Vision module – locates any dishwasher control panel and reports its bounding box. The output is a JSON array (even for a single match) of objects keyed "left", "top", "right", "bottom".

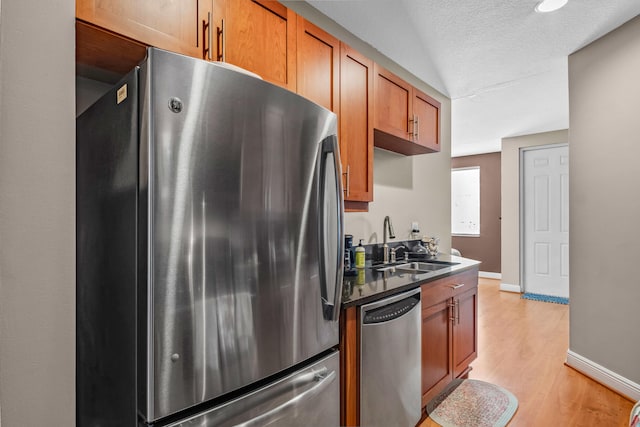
[{"left": 363, "top": 294, "right": 420, "bottom": 324}]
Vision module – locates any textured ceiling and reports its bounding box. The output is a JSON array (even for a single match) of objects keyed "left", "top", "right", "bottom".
[{"left": 306, "top": 0, "right": 640, "bottom": 156}]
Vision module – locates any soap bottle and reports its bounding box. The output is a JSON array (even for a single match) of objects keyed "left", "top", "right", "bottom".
[{"left": 355, "top": 239, "right": 366, "bottom": 269}]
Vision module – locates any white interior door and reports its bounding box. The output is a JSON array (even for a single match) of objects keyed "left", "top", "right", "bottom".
[{"left": 523, "top": 145, "right": 569, "bottom": 298}]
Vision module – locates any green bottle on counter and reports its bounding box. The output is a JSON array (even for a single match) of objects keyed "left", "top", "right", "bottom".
[{"left": 355, "top": 239, "right": 366, "bottom": 269}]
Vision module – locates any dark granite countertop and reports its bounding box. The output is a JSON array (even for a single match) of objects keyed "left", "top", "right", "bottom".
[{"left": 341, "top": 253, "right": 481, "bottom": 307}]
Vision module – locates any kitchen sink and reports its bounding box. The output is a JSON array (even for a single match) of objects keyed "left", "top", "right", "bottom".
[
  {"left": 370, "top": 260, "right": 459, "bottom": 274},
  {"left": 417, "top": 259, "right": 459, "bottom": 266},
  {"left": 370, "top": 264, "right": 398, "bottom": 272},
  {"left": 395, "top": 262, "right": 449, "bottom": 273}
]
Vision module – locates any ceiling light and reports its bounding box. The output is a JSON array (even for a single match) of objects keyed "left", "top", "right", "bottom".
[{"left": 535, "top": 0, "right": 568, "bottom": 13}]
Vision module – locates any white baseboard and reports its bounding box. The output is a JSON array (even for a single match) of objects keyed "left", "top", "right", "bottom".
[
  {"left": 566, "top": 350, "right": 640, "bottom": 401},
  {"left": 479, "top": 271, "right": 501, "bottom": 280},
  {"left": 499, "top": 282, "right": 521, "bottom": 293}
]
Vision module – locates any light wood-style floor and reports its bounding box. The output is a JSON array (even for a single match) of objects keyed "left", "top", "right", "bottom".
[{"left": 420, "top": 278, "right": 634, "bottom": 427}]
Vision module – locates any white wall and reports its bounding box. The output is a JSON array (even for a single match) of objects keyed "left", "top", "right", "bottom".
[
  {"left": 500, "top": 129, "right": 569, "bottom": 291},
  {"left": 569, "top": 15, "right": 640, "bottom": 387},
  {"left": 282, "top": 1, "right": 452, "bottom": 252},
  {"left": 0, "top": 0, "right": 75, "bottom": 425}
]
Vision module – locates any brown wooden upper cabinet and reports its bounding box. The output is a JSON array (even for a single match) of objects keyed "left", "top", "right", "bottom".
[
  {"left": 340, "top": 43, "right": 374, "bottom": 208},
  {"left": 413, "top": 87, "right": 441, "bottom": 152},
  {"left": 223, "top": 0, "right": 297, "bottom": 90},
  {"left": 373, "top": 64, "right": 441, "bottom": 155},
  {"left": 296, "top": 17, "right": 339, "bottom": 113},
  {"left": 374, "top": 64, "right": 412, "bottom": 142},
  {"left": 76, "top": 0, "right": 210, "bottom": 60},
  {"left": 295, "top": 20, "right": 372, "bottom": 210}
]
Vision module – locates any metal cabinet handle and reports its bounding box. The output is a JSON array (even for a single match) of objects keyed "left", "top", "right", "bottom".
[
  {"left": 342, "top": 165, "right": 350, "bottom": 198},
  {"left": 408, "top": 116, "right": 415, "bottom": 138},
  {"left": 346, "top": 164, "right": 350, "bottom": 197},
  {"left": 217, "top": 18, "right": 225, "bottom": 61},
  {"left": 415, "top": 114, "right": 419, "bottom": 140},
  {"left": 448, "top": 300, "right": 456, "bottom": 323},
  {"left": 202, "top": 12, "right": 212, "bottom": 60},
  {"left": 455, "top": 299, "right": 460, "bottom": 324},
  {"left": 207, "top": 12, "right": 212, "bottom": 60},
  {"left": 449, "top": 283, "right": 465, "bottom": 290}
]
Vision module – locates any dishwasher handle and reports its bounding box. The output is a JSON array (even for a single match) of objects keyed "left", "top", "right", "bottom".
[{"left": 362, "top": 288, "right": 421, "bottom": 324}]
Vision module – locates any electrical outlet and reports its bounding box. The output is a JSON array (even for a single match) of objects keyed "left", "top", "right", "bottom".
[{"left": 411, "top": 221, "right": 420, "bottom": 233}]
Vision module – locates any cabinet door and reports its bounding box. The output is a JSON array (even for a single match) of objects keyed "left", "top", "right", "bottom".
[
  {"left": 340, "top": 44, "right": 373, "bottom": 205},
  {"left": 77, "top": 0, "right": 201, "bottom": 58},
  {"left": 453, "top": 285, "right": 478, "bottom": 378},
  {"left": 374, "top": 64, "right": 412, "bottom": 141},
  {"left": 296, "top": 17, "right": 339, "bottom": 112},
  {"left": 421, "top": 295, "right": 453, "bottom": 407},
  {"left": 413, "top": 88, "right": 441, "bottom": 152},
  {"left": 224, "top": 0, "right": 296, "bottom": 90}
]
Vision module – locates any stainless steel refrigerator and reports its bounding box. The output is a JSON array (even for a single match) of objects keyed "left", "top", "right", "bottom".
[{"left": 76, "top": 48, "right": 344, "bottom": 426}]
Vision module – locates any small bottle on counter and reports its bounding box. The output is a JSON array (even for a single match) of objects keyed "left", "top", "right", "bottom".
[{"left": 355, "top": 239, "right": 366, "bottom": 269}]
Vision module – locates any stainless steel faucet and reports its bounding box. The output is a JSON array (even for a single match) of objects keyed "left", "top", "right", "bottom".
[{"left": 382, "top": 216, "right": 396, "bottom": 264}]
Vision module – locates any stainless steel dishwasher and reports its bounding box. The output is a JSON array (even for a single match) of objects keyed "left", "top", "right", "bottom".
[{"left": 360, "top": 287, "right": 422, "bottom": 427}]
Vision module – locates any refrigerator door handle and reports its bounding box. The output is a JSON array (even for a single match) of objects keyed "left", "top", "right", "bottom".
[
  {"left": 237, "top": 369, "right": 337, "bottom": 427},
  {"left": 318, "top": 135, "right": 345, "bottom": 321}
]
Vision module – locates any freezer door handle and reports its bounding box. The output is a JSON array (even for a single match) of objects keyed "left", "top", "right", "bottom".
[
  {"left": 318, "top": 135, "right": 344, "bottom": 321},
  {"left": 237, "top": 369, "right": 337, "bottom": 427}
]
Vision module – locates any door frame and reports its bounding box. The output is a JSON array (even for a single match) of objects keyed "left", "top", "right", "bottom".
[{"left": 518, "top": 143, "right": 569, "bottom": 294}]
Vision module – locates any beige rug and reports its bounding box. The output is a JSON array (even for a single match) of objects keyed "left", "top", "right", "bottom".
[{"left": 426, "top": 379, "right": 518, "bottom": 427}]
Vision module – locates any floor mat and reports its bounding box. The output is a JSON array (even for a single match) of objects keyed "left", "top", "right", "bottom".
[
  {"left": 426, "top": 379, "right": 518, "bottom": 427},
  {"left": 521, "top": 292, "right": 569, "bottom": 305}
]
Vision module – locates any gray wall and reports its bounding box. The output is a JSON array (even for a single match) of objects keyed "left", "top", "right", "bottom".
[
  {"left": 283, "top": 1, "right": 453, "bottom": 253},
  {"left": 0, "top": 0, "right": 75, "bottom": 425},
  {"left": 569, "top": 15, "right": 640, "bottom": 384},
  {"left": 501, "top": 129, "right": 569, "bottom": 291},
  {"left": 452, "top": 152, "right": 501, "bottom": 273}
]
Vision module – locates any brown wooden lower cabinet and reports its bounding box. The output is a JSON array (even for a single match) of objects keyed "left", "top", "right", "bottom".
[
  {"left": 453, "top": 284, "right": 478, "bottom": 378},
  {"left": 421, "top": 295, "right": 454, "bottom": 406},
  {"left": 340, "top": 267, "right": 478, "bottom": 425},
  {"left": 421, "top": 268, "right": 478, "bottom": 407},
  {"left": 340, "top": 305, "right": 359, "bottom": 426}
]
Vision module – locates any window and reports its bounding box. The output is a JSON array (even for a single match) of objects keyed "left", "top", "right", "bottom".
[{"left": 451, "top": 167, "right": 480, "bottom": 236}]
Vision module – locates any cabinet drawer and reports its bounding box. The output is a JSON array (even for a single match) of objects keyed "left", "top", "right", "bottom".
[{"left": 421, "top": 269, "right": 478, "bottom": 308}]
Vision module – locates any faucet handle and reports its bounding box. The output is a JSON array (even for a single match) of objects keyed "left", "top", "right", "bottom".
[{"left": 393, "top": 244, "right": 407, "bottom": 259}]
